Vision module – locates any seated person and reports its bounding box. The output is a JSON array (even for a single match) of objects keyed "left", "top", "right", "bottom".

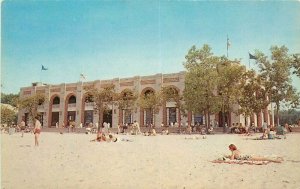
[
  {"left": 226, "top": 144, "right": 283, "bottom": 163},
  {"left": 108, "top": 134, "right": 118, "bottom": 142},
  {"left": 151, "top": 128, "right": 157, "bottom": 136}
]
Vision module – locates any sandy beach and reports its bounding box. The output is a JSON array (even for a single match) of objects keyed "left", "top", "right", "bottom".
[{"left": 1, "top": 132, "right": 300, "bottom": 189}]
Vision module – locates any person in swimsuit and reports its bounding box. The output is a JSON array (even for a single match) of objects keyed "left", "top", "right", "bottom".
[
  {"left": 227, "top": 144, "right": 283, "bottom": 163},
  {"left": 20, "top": 120, "right": 26, "bottom": 137},
  {"left": 34, "top": 116, "right": 41, "bottom": 146}
]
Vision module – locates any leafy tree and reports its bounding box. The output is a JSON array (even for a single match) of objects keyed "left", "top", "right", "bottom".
[
  {"left": 216, "top": 57, "right": 246, "bottom": 131},
  {"left": 138, "top": 90, "right": 162, "bottom": 126},
  {"left": 116, "top": 88, "right": 138, "bottom": 124},
  {"left": 161, "top": 86, "right": 185, "bottom": 126},
  {"left": 116, "top": 88, "right": 138, "bottom": 110},
  {"left": 292, "top": 54, "right": 300, "bottom": 77},
  {"left": 85, "top": 84, "right": 116, "bottom": 131},
  {"left": 183, "top": 44, "right": 219, "bottom": 130},
  {"left": 1, "top": 93, "right": 19, "bottom": 107},
  {"left": 1, "top": 106, "right": 17, "bottom": 127},
  {"left": 18, "top": 93, "right": 45, "bottom": 124},
  {"left": 255, "top": 45, "right": 300, "bottom": 126},
  {"left": 238, "top": 70, "right": 269, "bottom": 125}
]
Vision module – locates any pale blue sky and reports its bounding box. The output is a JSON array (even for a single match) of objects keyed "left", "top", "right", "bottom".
[{"left": 1, "top": 1, "right": 300, "bottom": 94}]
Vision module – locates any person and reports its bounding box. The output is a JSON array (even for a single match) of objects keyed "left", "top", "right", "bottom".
[
  {"left": 20, "top": 120, "right": 26, "bottom": 137},
  {"left": 227, "top": 144, "right": 283, "bottom": 163},
  {"left": 262, "top": 121, "right": 267, "bottom": 133},
  {"left": 117, "top": 123, "right": 121, "bottom": 134},
  {"left": 133, "top": 120, "right": 141, "bottom": 135},
  {"left": 33, "top": 116, "right": 41, "bottom": 146},
  {"left": 90, "top": 131, "right": 107, "bottom": 142}
]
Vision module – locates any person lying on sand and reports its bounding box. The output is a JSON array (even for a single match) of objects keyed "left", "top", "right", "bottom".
[
  {"left": 107, "top": 134, "right": 133, "bottom": 142},
  {"left": 90, "top": 132, "right": 107, "bottom": 142},
  {"left": 226, "top": 144, "right": 283, "bottom": 163}
]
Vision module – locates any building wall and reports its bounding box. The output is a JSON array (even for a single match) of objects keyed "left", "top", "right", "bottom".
[{"left": 18, "top": 72, "right": 266, "bottom": 128}]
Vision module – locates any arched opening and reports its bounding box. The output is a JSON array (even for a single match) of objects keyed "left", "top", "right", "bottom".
[
  {"left": 65, "top": 94, "right": 76, "bottom": 126},
  {"left": 163, "top": 86, "right": 180, "bottom": 127},
  {"left": 143, "top": 89, "right": 155, "bottom": 126},
  {"left": 83, "top": 93, "right": 94, "bottom": 127},
  {"left": 48, "top": 95, "right": 60, "bottom": 127},
  {"left": 120, "top": 89, "right": 135, "bottom": 125}
]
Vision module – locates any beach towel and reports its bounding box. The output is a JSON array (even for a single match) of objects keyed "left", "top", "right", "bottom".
[{"left": 211, "top": 159, "right": 270, "bottom": 165}]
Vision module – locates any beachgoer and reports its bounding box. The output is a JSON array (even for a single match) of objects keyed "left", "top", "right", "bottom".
[
  {"left": 20, "top": 120, "right": 26, "bottom": 137},
  {"left": 227, "top": 144, "right": 283, "bottom": 163},
  {"left": 90, "top": 132, "right": 106, "bottom": 142},
  {"left": 33, "top": 116, "right": 41, "bottom": 146}
]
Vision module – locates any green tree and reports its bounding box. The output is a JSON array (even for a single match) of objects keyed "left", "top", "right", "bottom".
[
  {"left": 183, "top": 44, "right": 219, "bottom": 130},
  {"left": 292, "top": 54, "right": 300, "bottom": 77},
  {"left": 216, "top": 57, "right": 246, "bottom": 131},
  {"left": 116, "top": 88, "right": 138, "bottom": 124},
  {"left": 161, "top": 86, "right": 185, "bottom": 126},
  {"left": 1, "top": 106, "right": 17, "bottom": 127},
  {"left": 255, "top": 45, "right": 300, "bottom": 126},
  {"left": 1, "top": 93, "right": 19, "bottom": 107},
  {"left": 85, "top": 84, "right": 116, "bottom": 131},
  {"left": 238, "top": 70, "right": 269, "bottom": 125},
  {"left": 138, "top": 91, "right": 162, "bottom": 126},
  {"left": 18, "top": 93, "right": 45, "bottom": 124}
]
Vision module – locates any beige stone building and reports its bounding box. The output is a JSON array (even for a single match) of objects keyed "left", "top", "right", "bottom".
[{"left": 18, "top": 72, "right": 272, "bottom": 129}]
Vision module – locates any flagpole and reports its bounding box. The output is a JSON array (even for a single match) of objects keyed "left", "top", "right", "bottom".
[
  {"left": 40, "top": 66, "right": 42, "bottom": 83},
  {"left": 248, "top": 52, "right": 251, "bottom": 69},
  {"left": 226, "top": 35, "right": 228, "bottom": 58}
]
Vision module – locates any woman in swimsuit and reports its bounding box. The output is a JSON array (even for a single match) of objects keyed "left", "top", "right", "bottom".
[
  {"left": 34, "top": 116, "right": 41, "bottom": 146},
  {"left": 228, "top": 144, "right": 283, "bottom": 163}
]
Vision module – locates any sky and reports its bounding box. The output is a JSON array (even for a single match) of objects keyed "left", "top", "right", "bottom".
[{"left": 1, "top": 1, "right": 300, "bottom": 94}]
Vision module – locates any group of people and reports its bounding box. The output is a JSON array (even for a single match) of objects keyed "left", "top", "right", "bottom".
[
  {"left": 14, "top": 117, "right": 42, "bottom": 146},
  {"left": 117, "top": 120, "right": 141, "bottom": 135}
]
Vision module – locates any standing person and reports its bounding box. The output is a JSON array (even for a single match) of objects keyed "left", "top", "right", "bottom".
[
  {"left": 20, "top": 120, "right": 26, "bottom": 137},
  {"left": 134, "top": 120, "right": 141, "bottom": 135},
  {"left": 262, "top": 121, "right": 267, "bottom": 133},
  {"left": 33, "top": 116, "right": 41, "bottom": 146}
]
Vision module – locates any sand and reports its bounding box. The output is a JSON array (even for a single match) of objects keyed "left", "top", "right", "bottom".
[{"left": 1, "top": 132, "right": 300, "bottom": 189}]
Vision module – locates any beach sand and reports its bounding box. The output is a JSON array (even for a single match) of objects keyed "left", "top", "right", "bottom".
[{"left": 1, "top": 132, "right": 300, "bottom": 189}]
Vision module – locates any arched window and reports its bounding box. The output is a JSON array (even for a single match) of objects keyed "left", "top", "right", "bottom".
[
  {"left": 85, "top": 94, "right": 94, "bottom": 103},
  {"left": 144, "top": 89, "right": 154, "bottom": 97},
  {"left": 68, "top": 95, "right": 76, "bottom": 104},
  {"left": 53, "top": 96, "right": 60, "bottom": 104}
]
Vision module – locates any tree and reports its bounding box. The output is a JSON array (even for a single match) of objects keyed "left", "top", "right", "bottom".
[
  {"left": 116, "top": 88, "right": 138, "bottom": 124},
  {"left": 1, "top": 93, "right": 19, "bottom": 107},
  {"left": 138, "top": 90, "right": 162, "bottom": 126},
  {"left": 292, "top": 54, "right": 300, "bottom": 77},
  {"left": 255, "top": 45, "right": 300, "bottom": 126},
  {"left": 216, "top": 57, "right": 246, "bottom": 131},
  {"left": 1, "top": 106, "right": 17, "bottom": 127},
  {"left": 183, "top": 44, "right": 219, "bottom": 130},
  {"left": 238, "top": 70, "right": 269, "bottom": 125},
  {"left": 85, "top": 84, "right": 116, "bottom": 131},
  {"left": 161, "top": 86, "right": 185, "bottom": 126},
  {"left": 18, "top": 93, "right": 45, "bottom": 124}
]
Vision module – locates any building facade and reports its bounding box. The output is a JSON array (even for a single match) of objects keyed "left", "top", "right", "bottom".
[{"left": 18, "top": 72, "right": 272, "bottom": 128}]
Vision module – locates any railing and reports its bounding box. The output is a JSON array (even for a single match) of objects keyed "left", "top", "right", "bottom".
[
  {"left": 68, "top": 103, "right": 76, "bottom": 108},
  {"left": 85, "top": 102, "right": 94, "bottom": 107},
  {"left": 52, "top": 104, "right": 60, "bottom": 109}
]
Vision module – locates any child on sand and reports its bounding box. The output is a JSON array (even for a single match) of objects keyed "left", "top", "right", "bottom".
[{"left": 226, "top": 144, "right": 283, "bottom": 163}]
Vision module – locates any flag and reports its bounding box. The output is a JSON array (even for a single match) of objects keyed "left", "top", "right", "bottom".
[
  {"left": 41, "top": 65, "right": 48, "bottom": 70},
  {"left": 80, "top": 73, "right": 86, "bottom": 80},
  {"left": 249, "top": 53, "right": 257, "bottom": 60}
]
